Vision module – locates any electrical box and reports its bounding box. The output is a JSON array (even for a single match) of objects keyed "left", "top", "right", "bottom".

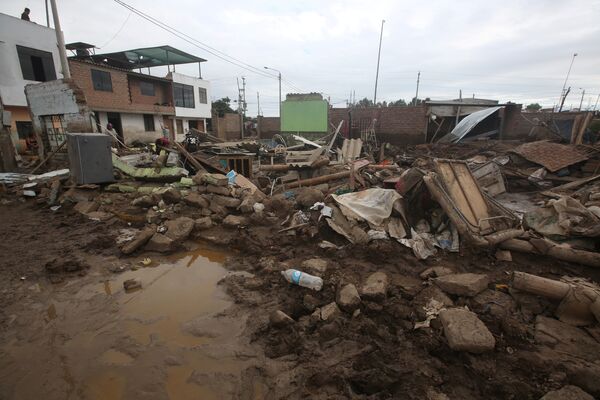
[
  {"left": 1, "top": 111, "right": 11, "bottom": 127},
  {"left": 66, "top": 133, "right": 114, "bottom": 184}
]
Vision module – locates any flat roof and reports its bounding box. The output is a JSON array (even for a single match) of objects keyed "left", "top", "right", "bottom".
[{"left": 70, "top": 45, "right": 206, "bottom": 69}]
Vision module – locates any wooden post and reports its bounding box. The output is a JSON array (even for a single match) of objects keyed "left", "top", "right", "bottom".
[{"left": 512, "top": 271, "right": 570, "bottom": 300}]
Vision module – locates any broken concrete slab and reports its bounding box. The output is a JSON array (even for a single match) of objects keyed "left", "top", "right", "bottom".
[
  {"left": 336, "top": 284, "right": 361, "bottom": 312},
  {"left": 145, "top": 233, "right": 175, "bottom": 253},
  {"left": 320, "top": 302, "right": 341, "bottom": 321},
  {"left": 434, "top": 273, "right": 489, "bottom": 297},
  {"left": 361, "top": 272, "right": 389, "bottom": 301},
  {"left": 194, "top": 217, "right": 213, "bottom": 230},
  {"left": 164, "top": 217, "right": 195, "bottom": 242},
  {"left": 301, "top": 258, "right": 328, "bottom": 275},
  {"left": 207, "top": 185, "right": 231, "bottom": 196},
  {"left": 209, "top": 202, "right": 228, "bottom": 216},
  {"left": 199, "top": 173, "right": 229, "bottom": 186},
  {"left": 540, "top": 385, "right": 594, "bottom": 400},
  {"left": 120, "top": 228, "right": 155, "bottom": 255},
  {"left": 439, "top": 308, "right": 495, "bottom": 353},
  {"left": 161, "top": 187, "right": 181, "bottom": 204},
  {"left": 183, "top": 192, "right": 209, "bottom": 208},
  {"left": 112, "top": 153, "right": 187, "bottom": 181},
  {"left": 132, "top": 194, "right": 159, "bottom": 208}
]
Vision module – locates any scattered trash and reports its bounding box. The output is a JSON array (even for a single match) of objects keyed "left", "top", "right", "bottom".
[{"left": 281, "top": 269, "right": 323, "bottom": 291}]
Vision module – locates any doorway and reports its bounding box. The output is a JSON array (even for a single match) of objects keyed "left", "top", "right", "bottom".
[{"left": 106, "top": 112, "right": 124, "bottom": 144}]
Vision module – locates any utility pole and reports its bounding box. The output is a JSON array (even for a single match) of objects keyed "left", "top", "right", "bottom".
[
  {"left": 373, "top": 19, "right": 385, "bottom": 106},
  {"left": 559, "top": 53, "right": 577, "bottom": 110},
  {"left": 263, "top": 66, "right": 282, "bottom": 126},
  {"left": 237, "top": 77, "right": 246, "bottom": 138},
  {"left": 413, "top": 71, "right": 421, "bottom": 106},
  {"left": 559, "top": 86, "right": 571, "bottom": 112},
  {"left": 594, "top": 93, "right": 600, "bottom": 111},
  {"left": 579, "top": 88, "right": 585, "bottom": 111},
  {"left": 257, "top": 92, "right": 261, "bottom": 116},
  {"left": 49, "top": 0, "right": 70, "bottom": 78},
  {"left": 45, "top": 0, "right": 50, "bottom": 27}
]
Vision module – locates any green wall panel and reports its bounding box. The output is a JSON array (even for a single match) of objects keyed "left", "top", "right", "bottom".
[{"left": 281, "top": 100, "right": 328, "bottom": 133}]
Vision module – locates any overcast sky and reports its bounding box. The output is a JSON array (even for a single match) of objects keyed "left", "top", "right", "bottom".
[{"left": 3, "top": 0, "right": 600, "bottom": 116}]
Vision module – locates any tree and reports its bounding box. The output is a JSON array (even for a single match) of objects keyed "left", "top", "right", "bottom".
[
  {"left": 389, "top": 99, "right": 407, "bottom": 107},
  {"left": 410, "top": 97, "right": 424, "bottom": 106},
  {"left": 357, "top": 97, "right": 374, "bottom": 107},
  {"left": 526, "top": 103, "right": 542, "bottom": 112},
  {"left": 212, "top": 97, "right": 235, "bottom": 116}
]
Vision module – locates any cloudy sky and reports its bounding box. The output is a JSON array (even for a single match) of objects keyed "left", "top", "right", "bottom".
[{"left": 3, "top": 0, "right": 600, "bottom": 115}]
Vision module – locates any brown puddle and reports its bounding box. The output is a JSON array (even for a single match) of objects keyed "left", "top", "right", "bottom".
[{"left": 0, "top": 244, "right": 254, "bottom": 400}]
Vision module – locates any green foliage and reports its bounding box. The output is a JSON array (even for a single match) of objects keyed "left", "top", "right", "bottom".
[
  {"left": 589, "top": 120, "right": 600, "bottom": 134},
  {"left": 389, "top": 99, "right": 407, "bottom": 106},
  {"left": 212, "top": 97, "right": 235, "bottom": 116},
  {"left": 526, "top": 103, "right": 542, "bottom": 111}
]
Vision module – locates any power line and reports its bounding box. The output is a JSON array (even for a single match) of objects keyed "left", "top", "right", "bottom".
[{"left": 99, "top": 11, "right": 132, "bottom": 49}]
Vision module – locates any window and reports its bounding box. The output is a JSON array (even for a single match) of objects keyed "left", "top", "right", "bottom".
[
  {"left": 198, "top": 87, "right": 207, "bottom": 104},
  {"left": 143, "top": 114, "right": 155, "bottom": 132},
  {"left": 173, "top": 83, "right": 195, "bottom": 108},
  {"left": 16, "top": 121, "right": 34, "bottom": 139},
  {"left": 140, "top": 81, "right": 155, "bottom": 96},
  {"left": 16, "top": 45, "right": 56, "bottom": 82},
  {"left": 91, "top": 69, "right": 112, "bottom": 91}
]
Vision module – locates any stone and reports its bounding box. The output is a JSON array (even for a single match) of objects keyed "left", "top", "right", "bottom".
[
  {"left": 212, "top": 195, "right": 242, "bottom": 208},
  {"left": 200, "top": 208, "right": 212, "bottom": 216},
  {"left": 303, "top": 294, "right": 320, "bottom": 312},
  {"left": 223, "top": 215, "right": 248, "bottom": 228},
  {"left": 164, "top": 217, "right": 195, "bottom": 242},
  {"left": 145, "top": 233, "right": 175, "bottom": 253},
  {"left": 209, "top": 202, "right": 227, "bottom": 216},
  {"left": 419, "top": 266, "right": 454, "bottom": 280},
  {"left": 320, "top": 302, "right": 341, "bottom": 321},
  {"left": 395, "top": 275, "right": 423, "bottom": 298},
  {"left": 207, "top": 185, "right": 231, "bottom": 196},
  {"left": 413, "top": 285, "right": 454, "bottom": 320},
  {"left": 301, "top": 258, "right": 328, "bottom": 275},
  {"left": 194, "top": 217, "right": 213, "bottom": 230},
  {"left": 123, "top": 279, "right": 141, "bottom": 291},
  {"left": 132, "top": 195, "right": 158, "bottom": 208},
  {"left": 336, "top": 284, "right": 361, "bottom": 312},
  {"left": 434, "top": 273, "right": 489, "bottom": 297},
  {"left": 161, "top": 187, "right": 181, "bottom": 204},
  {"left": 183, "top": 192, "right": 210, "bottom": 208},
  {"left": 495, "top": 249, "right": 513, "bottom": 262},
  {"left": 201, "top": 173, "right": 229, "bottom": 186},
  {"left": 146, "top": 208, "right": 162, "bottom": 224},
  {"left": 361, "top": 272, "right": 389, "bottom": 301},
  {"left": 269, "top": 310, "right": 294, "bottom": 327},
  {"left": 74, "top": 200, "right": 99, "bottom": 214},
  {"left": 535, "top": 316, "right": 600, "bottom": 361},
  {"left": 438, "top": 308, "right": 495, "bottom": 353},
  {"left": 471, "top": 289, "right": 515, "bottom": 318},
  {"left": 296, "top": 187, "right": 324, "bottom": 208},
  {"left": 540, "top": 385, "right": 594, "bottom": 400},
  {"left": 86, "top": 211, "right": 113, "bottom": 221},
  {"left": 121, "top": 228, "right": 154, "bottom": 255}
]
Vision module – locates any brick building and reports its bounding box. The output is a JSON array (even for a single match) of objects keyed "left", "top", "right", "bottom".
[{"left": 67, "top": 45, "right": 210, "bottom": 144}]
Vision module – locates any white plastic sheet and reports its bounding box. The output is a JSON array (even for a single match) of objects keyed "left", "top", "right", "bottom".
[{"left": 332, "top": 188, "right": 402, "bottom": 226}]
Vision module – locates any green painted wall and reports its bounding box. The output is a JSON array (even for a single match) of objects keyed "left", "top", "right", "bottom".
[{"left": 281, "top": 99, "right": 328, "bottom": 133}]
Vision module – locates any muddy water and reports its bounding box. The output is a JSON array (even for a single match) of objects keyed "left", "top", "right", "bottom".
[{"left": 0, "top": 245, "right": 260, "bottom": 400}]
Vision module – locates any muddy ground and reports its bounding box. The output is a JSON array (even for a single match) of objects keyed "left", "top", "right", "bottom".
[{"left": 1, "top": 198, "right": 600, "bottom": 399}]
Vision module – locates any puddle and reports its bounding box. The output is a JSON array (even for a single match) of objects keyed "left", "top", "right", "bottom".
[{"left": 0, "top": 244, "right": 255, "bottom": 400}]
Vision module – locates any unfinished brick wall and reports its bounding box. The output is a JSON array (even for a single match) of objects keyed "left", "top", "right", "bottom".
[
  {"left": 213, "top": 112, "right": 241, "bottom": 140},
  {"left": 257, "top": 116, "right": 280, "bottom": 139},
  {"left": 69, "top": 60, "right": 174, "bottom": 114},
  {"left": 329, "top": 105, "right": 428, "bottom": 145},
  {"left": 507, "top": 110, "right": 586, "bottom": 139}
]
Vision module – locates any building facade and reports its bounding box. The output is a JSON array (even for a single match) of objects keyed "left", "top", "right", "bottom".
[
  {"left": 0, "top": 13, "right": 63, "bottom": 144},
  {"left": 169, "top": 72, "right": 211, "bottom": 141}
]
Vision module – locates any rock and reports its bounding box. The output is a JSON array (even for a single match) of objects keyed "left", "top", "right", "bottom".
[
  {"left": 413, "top": 285, "right": 454, "bottom": 320},
  {"left": 183, "top": 192, "right": 210, "bottom": 208},
  {"left": 535, "top": 316, "right": 600, "bottom": 361},
  {"left": 471, "top": 289, "right": 515, "bottom": 318},
  {"left": 303, "top": 294, "right": 320, "bottom": 312},
  {"left": 212, "top": 195, "right": 242, "bottom": 208},
  {"left": 426, "top": 387, "right": 450, "bottom": 400},
  {"left": 132, "top": 195, "right": 158, "bottom": 208},
  {"left": 540, "top": 385, "right": 594, "bottom": 400},
  {"left": 200, "top": 173, "right": 229, "bottom": 186},
  {"left": 296, "top": 187, "right": 324, "bottom": 208},
  {"left": 121, "top": 228, "right": 155, "bottom": 254},
  {"left": 301, "top": 258, "right": 328, "bottom": 275},
  {"left": 209, "top": 202, "right": 228, "bottom": 216},
  {"left": 361, "top": 272, "right": 389, "bottom": 301},
  {"left": 434, "top": 273, "right": 489, "bottom": 297},
  {"left": 145, "top": 233, "right": 175, "bottom": 253},
  {"left": 200, "top": 208, "right": 212, "bottom": 216},
  {"left": 395, "top": 275, "right": 423, "bottom": 298},
  {"left": 336, "top": 284, "right": 361, "bottom": 312},
  {"left": 438, "top": 308, "right": 495, "bottom": 353},
  {"left": 207, "top": 185, "right": 231, "bottom": 196},
  {"left": 495, "top": 249, "right": 513, "bottom": 262},
  {"left": 161, "top": 187, "right": 181, "bottom": 204},
  {"left": 194, "top": 217, "right": 213, "bottom": 230},
  {"left": 123, "top": 279, "right": 141, "bottom": 291},
  {"left": 146, "top": 208, "right": 162, "bottom": 224},
  {"left": 320, "top": 302, "right": 341, "bottom": 321},
  {"left": 86, "top": 211, "right": 113, "bottom": 221},
  {"left": 223, "top": 215, "right": 248, "bottom": 228},
  {"left": 269, "top": 310, "right": 294, "bottom": 327},
  {"left": 164, "top": 217, "right": 195, "bottom": 242},
  {"left": 196, "top": 185, "right": 207, "bottom": 194},
  {"left": 420, "top": 266, "right": 454, "bottom": 280},
  {"left": 74, "top": 201, "right": 99, "bottom": 214}
]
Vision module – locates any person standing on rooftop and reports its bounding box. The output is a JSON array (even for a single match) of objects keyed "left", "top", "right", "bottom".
[{"left": 20, "top": 8, "right": 30, "bottom": 21}]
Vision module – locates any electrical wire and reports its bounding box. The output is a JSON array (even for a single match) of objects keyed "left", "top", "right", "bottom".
[{"left": 99, "top": 11, "right": 132, "bottom": 49}]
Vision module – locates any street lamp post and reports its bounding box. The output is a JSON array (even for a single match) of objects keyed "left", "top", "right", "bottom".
[{"left": 264, "top": 66, "right": 282, "bottom": 122}]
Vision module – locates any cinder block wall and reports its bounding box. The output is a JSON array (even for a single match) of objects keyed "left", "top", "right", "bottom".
[{"left": 257, "top": 116, "right": 280, "bottom": 139}]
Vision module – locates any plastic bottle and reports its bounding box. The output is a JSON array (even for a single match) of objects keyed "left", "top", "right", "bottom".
[{"left": 281, "top": 269, "right": 323, "bottom": 291}]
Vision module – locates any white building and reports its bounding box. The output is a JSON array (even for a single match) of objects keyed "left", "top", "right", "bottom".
[
  {"left": 0, "top": 12, "right": 63, "bottom": 143},
  {"left": 168, "top": 72, "right": 211, "bottom": 141}
]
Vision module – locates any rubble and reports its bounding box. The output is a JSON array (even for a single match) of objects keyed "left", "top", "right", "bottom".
[
  {"left": 336, "top": 283, "right": 361, "bottom": 312},
  {"left": 540, "top": 386, "right": 594, "bottom": 400},
  {"left": 361, "top": 271, "right": 389, "bottom": 301},
  {"left": 164, "top": 217, "right": 195, "bottom": 242},
  {"left": 439, "top": 308, "right": 496, "bottom": 353},
  {"left": 145, "top": 233, "right": 175, "bottom": 253},
  {"left": 434, "top": 273, "right": 490, "bottom": 297}
]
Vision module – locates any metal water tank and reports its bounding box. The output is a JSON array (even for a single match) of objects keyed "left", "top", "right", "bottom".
[{"left": 66, "top": 133, "right": 114, "bottom": 184}]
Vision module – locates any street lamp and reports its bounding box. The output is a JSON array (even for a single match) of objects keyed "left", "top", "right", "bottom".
[{"left": 264, "top": 66, "right": 282, "bottom": 121}]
